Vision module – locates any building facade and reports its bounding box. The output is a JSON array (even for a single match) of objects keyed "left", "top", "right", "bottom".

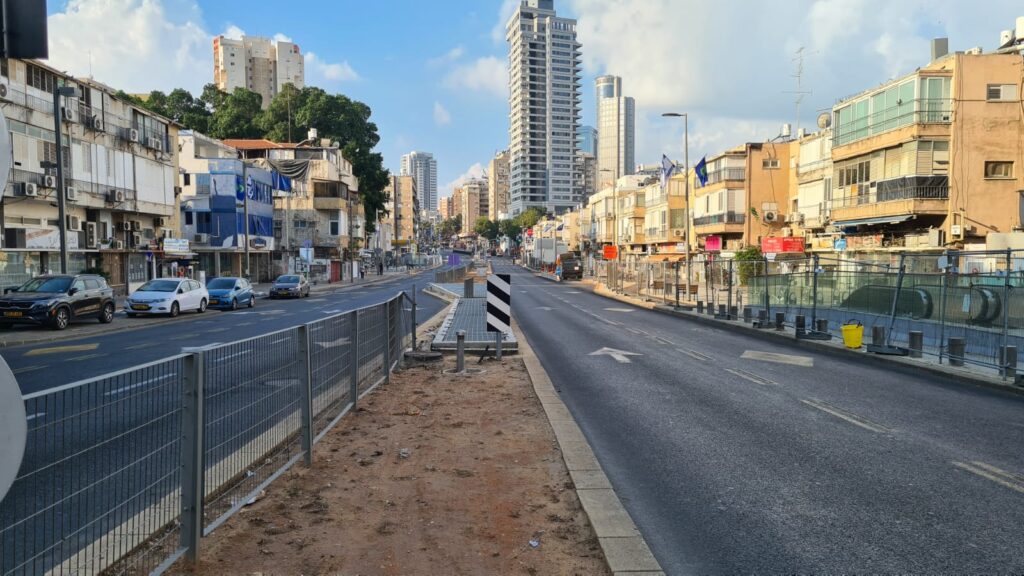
[
  {"left": 457, "top": 178, "right": 488, "bottom": 229},
  {"left": 488, "top": 150, "right": 510, "bottom": 221},
  {"left": 596, "top": 75, "right": 635, "bottom": 188},
  {"left": 213, "top": 35, "right": 305, "bottom": 108},
  {"left": 1, "top": 58, "right": 179, "bottom": 294},
  {"left": 578, "top": 125, "right": 597, "bottom": 155},
  {"left": 400, "top": 151, "right": 437, "bottom": 213},
  {"left": 438, "top": 195, "right": 454, "bottom": 220},
  {"left": 506, "top": 0, "right": 582, "bottom": 216},
  {"left": 574, "top": 151, "right": 597, "bottom": 201},
  {"left": 388, "top": 174, "right": 419, "bottom": 254}
]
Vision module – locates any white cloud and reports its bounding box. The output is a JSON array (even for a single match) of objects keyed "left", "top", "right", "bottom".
[
  {"left": 428, "top": 45, "right": 465, "bottom": 67},
  {"left": 273, "top": 32, "right": 293, "bottom": 44},
  {"left": 222, "top": 23, "right": 245, "bottom": 40},
  {"left": 433, "top": 101, "right": 452, "bottom": 126},
  {"left": 443, "top": 57, "right": 508, "bottom": 98},
  {"left": 441, "top": 163, "right": 487, "bottom": 197},
  {"left": 492, "top": 0, "right": 519, "bottom": 44},
  {"left": 305, "top": 52, "right": 360, "bottom": 83}
]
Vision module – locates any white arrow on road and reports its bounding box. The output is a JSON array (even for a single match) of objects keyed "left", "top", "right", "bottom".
[
  {"left": 537, "top": 306, "right": 554, "bottom": 311},
  {"left": 604, "top": 308, "right": 634, "bottom": 313},
  {"left": 317, "top": 337, "right": 351, "bottom": 349},
  {"left": 588, "top": 347, "right": 642, "bottom": 364}
]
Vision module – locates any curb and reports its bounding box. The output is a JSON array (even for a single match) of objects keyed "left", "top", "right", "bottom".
[{"left": 512, "top": 319, "right": 665, "bottom": 576}]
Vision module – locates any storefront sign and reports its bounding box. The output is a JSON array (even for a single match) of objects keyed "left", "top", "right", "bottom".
[
  {"left": 25, "top": 227, "right": 79, "bottom": 250},
  {"left": 674, "top": 242, "right": 687, "bottom": 253},
  {"left": 603, "top": 245, "right": 618, "bottom": 260},
  {"left": 250, "top": 237, "right": 267, "bottom": 249},
  {"left": 761, "top": 237, "right": 805, "bottom": 254},
  {"left": 163, "top": 238, "right": 190, "bottom": 255},
  {"left": 704, "top": 235, "right": 722, "bottom": 252}
]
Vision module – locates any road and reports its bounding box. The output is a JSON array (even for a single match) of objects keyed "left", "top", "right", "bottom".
[
  {"left": 500, "top": 260, "right": 1024, "bottom": 574},
  {"left": 0, "top": 271, "right": 446, "bottom": 575}
]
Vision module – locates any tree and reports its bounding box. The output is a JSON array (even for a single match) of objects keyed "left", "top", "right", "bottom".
[
  {"left": 498, "top": 219, "right": 522, "bottom": 240},
  {"left": 474, "top": 217, "right": 500, "bottom": 240},
  {"left": 437, "top": 216, "right": 462, "bottom": 242},
  {"left": 734, "top": 245, "right": 764, "bottom": 286},
  {"left": 515, "top": 207, "right": 546, "bottom": 230},
  {"left": 208, "top": 88, "right": 264, "bottom": 139}
]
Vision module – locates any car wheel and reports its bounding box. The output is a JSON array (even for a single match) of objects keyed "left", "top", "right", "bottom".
[
  {"left": 198, "top": 299, "right": 207, "bottom": 313},
  {"left": 51, "top": 307, "right": 70, "bottom": 330},
  {"left": 170, "top": 302, "right": 180, "bottom": 317},
  {"left": 98, "top": 302, "right": 115, "bottom": 324},
  {"left": 248, "top": 295, "right": 255, "bottom": 308},
  {"left": 230, "top": 298, "right": 238, "bottom": 311}
]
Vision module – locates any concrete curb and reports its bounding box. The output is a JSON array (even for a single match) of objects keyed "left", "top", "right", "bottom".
[
  {"left": 584, "top": 279, "right": 1024, "bottom": 399},
  {"left": 512, "top": 319, "right": 664, "bottom": 576}
]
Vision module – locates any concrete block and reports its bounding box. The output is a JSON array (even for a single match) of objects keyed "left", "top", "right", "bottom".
[
  {"left": 599, "top": 536, "right": 663, "bottom": 573},
  {"left": 570, "top": 469, "right": 612, "bottom": 490},
  {"left": 576, "top": 489, "right": 639, "bottom": 538}
]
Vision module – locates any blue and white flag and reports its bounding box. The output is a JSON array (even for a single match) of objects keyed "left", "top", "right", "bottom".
[{"left": 661, "top": 154, "right": 677, "bottom": 190}]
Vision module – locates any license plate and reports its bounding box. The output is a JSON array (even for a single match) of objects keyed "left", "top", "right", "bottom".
[
  {"left": 3, "top": 311, "right": 22, "bottom": 318},
  {"left": 209, "top": 299, "right": 219, "bottom": 305},
  {"left": 131, "top": 304, "right": 151, "bottom": 311}
]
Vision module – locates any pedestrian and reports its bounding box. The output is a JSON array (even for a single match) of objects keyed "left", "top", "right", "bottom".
[
  {"left": 378, "top": 261, "right": 384, "bottom": 276},
  {"left": 359, "top": 264, "right": 366, "bottom": 279}
]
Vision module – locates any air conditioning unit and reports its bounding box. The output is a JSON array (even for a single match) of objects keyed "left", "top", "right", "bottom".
[
  {"left": 130, "top": 220, "right": 141, "bottom": 231},
  {"left": 66, "top": 215, "right": 81, "bottom": 231},
  {"left": 130, "top": 232, "right": 142, "bottom": 247},
  {"left": 85, "top": 222, "right": 98, "bottom": 248},
  {"left": 965, "top": 46, "right": 983, "bottom": 55},
  {"left": 951, "top": 224, "right": 963, "bottom": 237},
  {"left": 62, "top": 106, "right": 79, "bottom": 123},
  {"left": 194, "top": 233, "right": 209, "bottom": 244},
  {"left": 0, "top": 79, "right": 9, "bottom": 101},
  {"left": 763, "top": 210, "right": 779, "bottom": 223},
  {"left": 119, "top": 221, "right": 132, "bottom": 231},
  {"left": 125, "top": 128, "right": 140, "bottom": 143},
  {"left": 146, "top": 137, "right": 164, "bottom": 151},
  {"left": 89, "top": 115, "right": 104, "bottom": 132},
  {"left": 786, "top": 212, "right": 804, "bottom": 224},
  {"left": 17, "top": 182, "right": 38, "bottom": 197},
  {"left": 108, "top": 190, "right": 125, "bottom": 203},
  {"left": 113, "top": 240, "right": 125, "bottom": 250},
  {"left": 154, "top": 217, "right": 167, "bottom": 227},
  {"left": 672, "top": 229, "right": 685, "bottom": 237},
  {"left": 65, "top": 187, "right": 78, "bottom": 202},
  {"left": 42, "top": 174, "right": 57, "bottom": 189}
]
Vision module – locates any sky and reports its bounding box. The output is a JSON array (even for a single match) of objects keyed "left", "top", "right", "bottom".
[{"left": 44, "top": 0, "right": 1024, "bottom": 201}]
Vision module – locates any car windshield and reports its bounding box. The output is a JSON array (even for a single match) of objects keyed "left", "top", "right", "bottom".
[
  {"left": 18, "top": 277, "right": 72, "bottom": 293},
  {"left": 207, "top": 278, "right": 237, "bottom": 290},
  {"left": 276, "top": 276, "right": 300, "bottom": 284},
  {"left": 137, "top": 280, "right": 180, "bottom": 292}
]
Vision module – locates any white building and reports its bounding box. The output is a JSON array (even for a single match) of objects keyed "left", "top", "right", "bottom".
[
  {"left": 506, "top": 0, "right": 582, "bottom": 216},
  {"left": 213, "top": 35, "right": 305, "bottom": 108},
  {"left": 400, "top": 151, "right": 437, "bottom": 212},
  {"left": 596, "top": 75, "right": 635, "bottom": 188}
]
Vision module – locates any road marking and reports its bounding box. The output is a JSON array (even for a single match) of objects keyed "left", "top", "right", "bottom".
[
  {"left": 25, "top": 343, "right": 99, "bottom": 357},
  {"left": 237, "top": 322, "right": 254, "bottom": 327},
  {"left": 103, "top": 373, "right": 177, "bottom": 396},
  {"left": 125, "top": 342, "right": 160, "bottom": 350},
  {"left": 952, "top": 461, "right": 1024, "bottom": 495},
  {"left": 13, "top": 365, "right": 45, "bottom": 374},
  {"left": 588, "top": 347, "right": 642, "bottom": 364},
  {"left": 25, "top": 411, "right": 45, "bottom": 421},
  {"left": 653, "top": 336, "right": 675, "bottom": 346},
  {"left": 316, "top": 337, "right": 351, "bottom": 349},
  {"left": 169, "top": 334, "right": 192, "bottom": 340},
  {"left": 215, "top": 350, "right": 250, "bottom": 362},
  {"left": 208, "top": 327, "right": 229, "bottom": 333},
  {"left": 308, "top": 298, "right": 327, "bottom": 302},
  {"left": 679, "top": 349, "right": 712, "bottom": 362},
  {"left": 536, "top": 306, "right": 553, "bottom": 311},
  {"left": 68, "top": 353, "right": 106, "bottom": 362},
  {"left": 567, "top": 291, "right": 582, "bottom": 294},
  {"left": 322, "top": 309, "right": 343, "bottom": 314},
  {"left": 741, "top": 350, "right": 814, "bottom": 367},
  {"left": 603, "top": 308, "right": 634, "bottom": 313},
  {"left": 800, "top": 398, "right": 890, "bottom": 433},
  {"left": 725, "top": 368, "right": 777, "bottom": 387}
]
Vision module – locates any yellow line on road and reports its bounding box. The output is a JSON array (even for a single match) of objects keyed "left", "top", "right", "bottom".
[
  {"left": 952, "top": 461, "right": 1024, "bottom": 495},
  {"left": 24, "top": 343, "right": 99, "bottom": 357},
  {"left": 800, "top": 399, "right": 889, "bottom": 433}
]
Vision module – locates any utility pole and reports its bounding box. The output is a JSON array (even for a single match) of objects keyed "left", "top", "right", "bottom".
[
  {"left": 51, "top": 84, "right": 80, "bottom": 274},
  {"left": 662, "top": 112, "right": 692, "bottom": 297},
  {"left": 242, "top": 161, "right": 251, "bottom": 279}
]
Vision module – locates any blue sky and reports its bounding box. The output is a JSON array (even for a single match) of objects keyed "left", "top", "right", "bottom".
[{"left": 46, "top": 0, "right": 1024, "bottom": 200}]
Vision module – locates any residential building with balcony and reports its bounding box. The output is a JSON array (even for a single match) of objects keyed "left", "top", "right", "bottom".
[
  {"left": 829, "top": 50, "right": 1024, "bottom": 254},
  {"left": 587, "top": 185, "right": 615, "bottom": 248},
  {"left": 1, "top": 58, "right": 180, "bottom": 294},
  {"left": 457, "top": 178, "right": 488, "bottom": 230},
  {"left": 488, "top": 150, "right": 510, "bottom": 221},
  {"left": 384, "top": 174, "right": 419, "bottom": 255},
  {"left": 574, "top": 150, "right": 597, "bottom": 201},
  {"left": 614, "top": 175, "right": 647, "bottom": 257},
  {"left": 642, "top": 174, "right": 690, "bottom": 260},
  {"left": 226, "top": 137, "right": 361, "bottom": 282},
  {"left": 794, "top": 129, "right": 834, "bottom": 250}
]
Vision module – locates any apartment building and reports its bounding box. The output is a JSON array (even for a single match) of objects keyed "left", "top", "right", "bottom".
[
  {"left": 595, "top": 75, "right": 635, "bottom": 188},
  {"left": 793, "top": 129, "right": 836, "bottom": 252},
  {"left": 456, "top": 178, "right": 487, "bottom": 229},
  {"left": 827, "top": 49, "right": 1024, "bottom": 255},
  {"left": 1, "top": 58, "right": 179, "bottom": 293},
  {"left": 400, "top": 151, "right": 437, "bottom": 213},
  {"left": 615, "top": 175, "right": 648, "bottom": 258},
  {"left": 506, "top": 0, "right": 582, "bottom": 216},
  {"left": 213, "top": 35, "right": 305, "bottom": 108},
  {"left": 438, "top": 195, "right": 454, "bottom": 220},
  {"left": 178, "top": 131, "right": 281, "bottom": 281},
  {"left": 642, "top": 174, "right": 690, "bottom": 258},
  {"left": 390, "top": 174, "right": 419, "bottom": 254},
  {"left": 488, "top": 150, "right": 510, "bottom": 221},
  {"left": 227, "top": 137, "right": 361, "bottom": 282},
  {"left": 574, "top": 151, "right": 597, "bottom": 200}
]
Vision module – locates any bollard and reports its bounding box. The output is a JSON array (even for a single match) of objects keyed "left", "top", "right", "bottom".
[
  {"left": 815, "top": 318, "right": 829, "bottom": 335},
  {"left": 948, "top": 337, "right": 965, "bottom": 367},
  {"left": 1000, "top": 345, "right": 1017, "bottom": 379},
  {"left": 717, "top": 304, "right": 727, "bottom": 318},
  {"left": 495, "top": 331, "right": 503, "bottom": 360},
  {"left": 464, "top": 278, "right": 474, "bottom": 298},
  {"left": 872, "top": 325, "right": 886, "bottom": 347},
  {"left": 775, "top": 312, "right": 785, "bottom": 331},
  {"left": 908, "top": 331, "right": 923, "bottom": 358},
  {"left": 697, "top": 300, "right": 704, "bottom": 314},
  {"left": 757, "top": 309, "right": 768, "bottom": 328},
  {"left": 456, "top": 330, "right": 466, "bottom": 372},
  {"left": 795, "top": 315, "right": 806, "bottom": 338},
  {"left": 729, "top": 305, "right": 738, "bottom": 320},
  {"left": 743, "top": 307, "right": 752, "bottom": 323}
]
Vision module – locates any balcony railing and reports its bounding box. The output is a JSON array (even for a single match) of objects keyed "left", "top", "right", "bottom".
[
  {"left": 704, "top": 168, "right": 746, "bottom": 186},
  {"left": 833, "top": 98, "right": 952, "bottom": 147},
  {"left": 693, "top": 212, "right": 745, "bottom": 227},
  {"left": 829, "top": 176, "right": 948, "bottom": 210}
]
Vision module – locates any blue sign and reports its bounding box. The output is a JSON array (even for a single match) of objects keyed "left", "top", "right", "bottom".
[
  {"left": 235, "top": 176, "right": 245, "bottom": 202},
  {"left": 303, "top": 239, "right": 313, "bottom": 249},
  {"left": 246, "top": 175, "right": 257, "bottom": 200},
  {"left": 834, "top": 238, "right": 847, "bottom": 251}
]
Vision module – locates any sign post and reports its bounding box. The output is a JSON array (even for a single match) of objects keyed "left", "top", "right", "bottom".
[{"left": 486, "top": 274, "right": 512, "bottom": 360}]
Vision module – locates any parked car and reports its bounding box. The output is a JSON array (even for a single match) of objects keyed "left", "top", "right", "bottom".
[
  {"left": 557, "top": 253, "right": 583, "bottom": 280},
  {"left": 126, "top": 278, "right": 208, "bottom": 317},
  {"left": 270, "top": 274, "right": 310, "bottom": 298},
  {"left": 0, "top": 274, "right": 115, "bottom": 330},
  {"left": 206, "top": 277, "right": 256, "bottom": 310}
]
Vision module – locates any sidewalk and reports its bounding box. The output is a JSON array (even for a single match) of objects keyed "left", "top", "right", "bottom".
[{"left": 171, "top": 355, "right": 610, "bottom": 575}]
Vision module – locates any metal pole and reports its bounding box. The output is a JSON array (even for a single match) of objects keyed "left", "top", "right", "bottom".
[
  {"left": 938, "top": 251, "right": 951, "bottom": 364},
  {"left": 180, "top": 350, "right": 205, "bottom": 561},
  {"left": 411, "top": 284, "right": 418, "bottom": 350},
  {"left": 52, "top": 84, "right": 69, "bottom": 274},
  {"left": 811, "top": 253, "right": 820, "bottom": 326},
  {"left": 727, "top": 258, "right": 734, "bottom": 319},
  {"left": 1002, "top": 249, "right": 1012, "bottom": 379},
  {"left": 885, "top": 253, "right": 907, "bottom": 348},
  {"left": 684, "top": 114, "right": 692, "bottom": 298},
  {"left": 674, "top": 260, "right": 680, "bottom": 308},
  {"left": 350, "top": 310, "right": 360, "bottom": 408},
  {"left": 763, "top": 256, "right": 770, "bottom": 322},
  {"left": 384, "top": 301, "right": 392, "bottom": 383},
  {"left": 297, "top": 325, "right": 314, "bottom": 466},
  {"left": 242, "top": 161, "right": 251, "bottom": 279},
  {"left": 456, "top": 329, "right": 466, "bottom": 372},
  {"left": 495, "top": 331, "right": 502, "bottom": 360}
]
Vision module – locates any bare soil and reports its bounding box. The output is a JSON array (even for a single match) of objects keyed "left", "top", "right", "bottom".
[{"left": 176, "top": 356, "right": 609, "bottom": 576}]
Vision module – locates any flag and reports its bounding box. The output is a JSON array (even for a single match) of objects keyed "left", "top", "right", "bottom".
[
  {"left": 660, "top": 154, "right": 677, "bottom": 190},
  {"left": 694, "top": 156, "right": 709, "bottom": 187},
  {"left": 556, "top": 223, "right": 564, "bottom": 231}
]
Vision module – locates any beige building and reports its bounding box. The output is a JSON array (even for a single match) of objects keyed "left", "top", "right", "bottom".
[
  {"left": 642, "top": 175, "right": 690, "bottom": 257},
  {"left": 438, "top": 195, "right": 454, "bottom": 220},
  {"left": 455, "top": 179, "right": 486, "bottom": 230},
  {"left": 488, "top": 150, "right": 510, "bottom": 221},
  {"left": 213, "top": 34, "right": 305, "bottom": 108},
  {"left": 390, "top": 175, "right": 419, "bottom": 253}
]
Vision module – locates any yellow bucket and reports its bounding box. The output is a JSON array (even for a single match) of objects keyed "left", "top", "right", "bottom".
[{"left": 841, "top": 321, "right": 863, "bottom": 349}]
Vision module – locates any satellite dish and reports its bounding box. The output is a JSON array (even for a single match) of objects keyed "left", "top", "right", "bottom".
[
  {"left": 0, "top": 355, "right": 26, "bottom": 503},
  {"left": 816, "top": 112, "right": 832, "bottom": 130}
]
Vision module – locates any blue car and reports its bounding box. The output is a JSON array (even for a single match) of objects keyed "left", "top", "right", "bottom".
[{"left": 206, "top": 277, "right": 256, "bottom": 310}]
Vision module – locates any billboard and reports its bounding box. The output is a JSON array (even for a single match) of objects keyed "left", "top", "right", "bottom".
[{"left": 761, "top": 237, "right": 806, "bottom": 254}]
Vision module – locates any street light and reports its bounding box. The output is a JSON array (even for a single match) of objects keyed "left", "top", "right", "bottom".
[
  {"left": 50, "top": 85, "right": 81, "bottom": 274},
  {"left": 599, "top": 168, "right": 618, "bottom": 290},
  {"left": 662, "top": 112, "right": 692, "bottom": 303}
]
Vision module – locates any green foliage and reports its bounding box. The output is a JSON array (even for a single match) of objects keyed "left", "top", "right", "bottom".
[
  {"left": 474, "top": 217, "right": 500, "bottom": 240},
  {"left": 498, "top": 219, "right": 522, "bottom": 240},
  {"left": 437, "top": 215, "right": 462, "bottom": 241},
  {"left": 515, "top": 207, "right": 546, "bottom": 230},
  {"left": 208, "top": 88, "right": 264, "bottom": 139},
  {"left": 734, "top": 246, "right": 764, "bottom": 286}
]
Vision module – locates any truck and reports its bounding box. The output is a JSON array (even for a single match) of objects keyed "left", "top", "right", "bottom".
[{"left": 532, "top": 238, "right": 567, "bottom": 266}]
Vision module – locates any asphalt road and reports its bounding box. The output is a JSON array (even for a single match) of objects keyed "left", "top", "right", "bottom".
[{"left": 499, "top": 260, "right": 1024, "bottom": 574}]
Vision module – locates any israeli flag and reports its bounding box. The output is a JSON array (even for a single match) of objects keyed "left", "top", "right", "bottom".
[{"left": 661, "top": 154, "right": 677, "bottom": 190}]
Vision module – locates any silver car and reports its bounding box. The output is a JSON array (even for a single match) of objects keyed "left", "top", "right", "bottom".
[{"left": 269, "top": 274, "right": 310, "bottom": 299}]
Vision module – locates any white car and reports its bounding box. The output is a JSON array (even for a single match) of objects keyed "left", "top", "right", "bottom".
[{"left": 126, "top": 278, "right": 208, "bottom": 317}]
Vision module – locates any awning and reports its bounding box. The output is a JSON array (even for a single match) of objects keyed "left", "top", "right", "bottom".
[{"left": 831, "top": 215, "right": 914, "bottom": 228}]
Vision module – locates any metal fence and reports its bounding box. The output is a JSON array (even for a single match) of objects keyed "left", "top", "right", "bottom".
[
  {"left": 434, "top": 264, "right": 470, "bottom": 284},
  {"left": 0, "top": 292, "right": 415, "bottom": 576}
]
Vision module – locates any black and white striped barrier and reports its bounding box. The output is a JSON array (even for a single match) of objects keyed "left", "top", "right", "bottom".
[{"left": 486, "top": 274, "right": 511, "bottom": 359}]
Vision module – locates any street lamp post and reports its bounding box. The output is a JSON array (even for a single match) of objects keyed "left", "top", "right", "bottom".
[
  {"left": 600, "top": 168, "right": 618, "bottom": 291},
  {"left": 662, "top": 112, "right": 692, "bottom": 302},
  {"left": 50, "top": 85, "right": 80, "bottom": 274}
]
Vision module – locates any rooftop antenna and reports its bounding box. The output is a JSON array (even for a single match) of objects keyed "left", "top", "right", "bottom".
[{"left": 782, "top": 46, "right": 814, "bottom": 135}]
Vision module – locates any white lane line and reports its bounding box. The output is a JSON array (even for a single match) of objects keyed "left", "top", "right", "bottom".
[
  {"left": 741, "top": 350, "right": 814, "bottom": 367},
  {"left": 800, "top": 398, "right": 890, "bottom": 433},
  {"left": 104, "top": 373, "right": 177, "bottom": 396},
  {"left": 604, "top": 308, "right": 634, "bottom": 313},
  {"left": 725, "top": 368, "right": 777, "bottom": 387},
  {"left": 13, "top": 365, "right": 46, "bottom": 374},
  {"left": 679, "top": 349, "right": 712, "bottom": 362},
  {"left": 952, "top": 461, "right": 1024, "bottom": 495},
  {"left": 653, "top": 336, "right": 676, "bottom": 346},
  {"left": 26, "top": 412, "right": 46, "bottom": 421},
  {"left": 215, "top": 350, "right": 250, "bottom": 362},
  {"left": 323, "top": 309, "right": 343, "bottom": 314}
]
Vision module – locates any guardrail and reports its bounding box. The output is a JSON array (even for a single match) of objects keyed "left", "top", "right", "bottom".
[{"left": 0, "top": 292, "right": 414, "bottom": 576}]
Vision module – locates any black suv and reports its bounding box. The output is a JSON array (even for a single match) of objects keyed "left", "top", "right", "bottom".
[
  {"left": 0, "top": 274, "right": 116, "bottom": 330},
  {"left": 558, "top": 254, "right": 584, "bottom": 280}
]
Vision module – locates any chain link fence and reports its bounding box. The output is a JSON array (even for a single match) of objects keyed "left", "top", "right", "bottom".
[{"left": 0, "top": 292, "right": 415, "bottom": 576}]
